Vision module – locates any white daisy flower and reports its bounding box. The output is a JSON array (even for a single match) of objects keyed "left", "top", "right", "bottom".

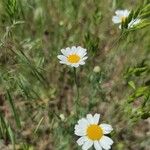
[
  {"left": 119, "top": 18, "right": 141, "bottom": 29},
  {"left": 57, "top": 46, "right": 88, "bottom": 68},
  {"left": 74, "top": 114, "right": 113, "bottom": 150},
  {"left": 112, "top": 9, "right": 130, "bottom": 24}
]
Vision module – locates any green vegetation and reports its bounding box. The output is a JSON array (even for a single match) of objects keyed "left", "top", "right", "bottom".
[{"left": 0, "top": 0, "right": 150, "bottom": 149}]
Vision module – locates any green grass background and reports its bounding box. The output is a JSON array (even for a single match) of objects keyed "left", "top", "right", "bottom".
[{"left": 0, "top": 0, "right": 150, "bottom": 150}]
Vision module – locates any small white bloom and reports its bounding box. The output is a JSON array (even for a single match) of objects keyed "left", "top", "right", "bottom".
[
  {"left": 119, "top": 18, "right": 141, "bottom": 29},
  {"left": 57, "top": 46, "right": 88, "bottom": 68},
  {"left": 59, "top": 114, "right": 65, "bottom": 121},
  {"left": 112, "top": 9, "right": 130, "bottom": 24},
  {"left": 93, "top": 66, "right": 101, "bottom": 73},
  {"left": 74, "top": 114, "right": 113, "bottom": 150}
]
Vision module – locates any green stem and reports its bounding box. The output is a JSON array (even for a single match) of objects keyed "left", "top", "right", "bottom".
[{"left": 73, "top": 67, "right": 80, "bottom": 108}]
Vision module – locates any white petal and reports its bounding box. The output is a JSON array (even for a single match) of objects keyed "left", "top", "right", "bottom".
[
  {"left": 57, "top": 55, "right": 67, "bottom": 61},
  {"left": 93, "top": 114, "right": 100, "bottom": 124},
  {"left": 115, "top": 10, "right": 125, "bottom": 16},
  {"left": 77, "top": 46, "right": 87, "bottom": 52},
  {"left": 115, "top": 10, "right": 130, "bottom": 18},
  {"left": 75, "top": 123, "right": 87, "bottom": 131},
  {"left": 74, "top": 124, "right": 82, "bottom": 130},
  {"left": 65, "top": 47, "right": 72, "bottom": 55},
  {"left": 77, "top": 46, "right": 86, "bottom": 52},
  {"left": 75, "top": 124, "right": 87, "bottom": 135},
  {"left": 82, "top": 139, "right": 93, "bottom": 150},
  {"left": 75, "top": 130, "right": 86, "bottom": 136},
  {"left": 82, "top": 56, "right": 88, "bottom": 61},
  {"left": 61, "top": 49, "right": 68, "bottom": 56},
  {"left": 79, "top": 52, "right": 87, "bottom": 58},
  {"left": 100, "top": 124, "right": 113, "bottom": 134},
  {"left": 94, "top": 141, "right": 102, "bottom": 150},
  {"left": 59, "top": 61, "right": 68, "bottom": 64},
  {"left": 79, "top": 61, "right": 85, "bottom": 65},
  {"left": 77, "top": 136, "right": 88, "bottom": 146},
  {"left": 66, "top": 47, "right": 71, "bottom": 51},
  {"left": 72, "top": 63, "right": 79, "bottom": 68},
  {"left": 86, "top": 114, "right": 94, "bottom": 124},
  {"left": 99, "top": 136, "right": 113, "bottom": 150},
  {"left": 71, "top": 46, "right": 77, "bottom": 53},
  {"left": 78, "top": 118, "right": 89, "bottom": 127},
  {"left": 112, "top": 16, "right": 121, "bottom": 24},
  {"left": 77, "top": 49, "right": 87, "bottom": 57},
  {"left": 123, "top": 10, "right": 130, "bottom": 17}
]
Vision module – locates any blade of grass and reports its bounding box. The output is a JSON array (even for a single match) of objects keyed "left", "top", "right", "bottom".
[
  {"left": 0, "top": 113, "right": 8, "bottom": 139},
  {"left": 34, "top": 117, "right": 44, "bottom": 134},
  {"left": 0, "top": 113, "right": 15, "bottom": 148},
  {"left": 8, "top": 126, "right": 16, "bottom": 150},
  {"left": 6, "top": 90, "right": 21, "bottom": 128}
]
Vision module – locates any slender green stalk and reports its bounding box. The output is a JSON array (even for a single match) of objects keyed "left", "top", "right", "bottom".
[{"left": 73, "top": 67, "right": 80, "bottom": 109}]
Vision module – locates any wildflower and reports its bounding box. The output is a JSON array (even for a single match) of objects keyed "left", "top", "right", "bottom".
[
  {"left": 93, "top": 66, "right": 101, "bottom": 73},
  {"left": 57, "top": 46, "right": 88, "bottom": 68},
  {"left": 59, "top": 114, "right": 65, "bottom": 121},
  {"left": 112, "top": 9, "right": 130, "bottom": 24},
  {"left": 74, "top": 114, "right": 113, "bottom": 150}
]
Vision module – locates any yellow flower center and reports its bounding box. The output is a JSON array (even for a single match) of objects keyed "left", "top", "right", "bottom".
[
  {"left": 87, "top": 124, "right": 103, "bottom": 140},
  {"left": 121, "top": 16, "right": 126, "bottom": 22},
  {"left": 67, "top": 54, "right": 80, "bottom": 63}
]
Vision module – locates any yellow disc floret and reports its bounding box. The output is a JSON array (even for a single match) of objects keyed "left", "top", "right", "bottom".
[
  {"left": 121, "top": 16, "right": 126, "bottom": 22},
  {"left": 87, "top": 124, "right": 103, "bottom": 140},
  {"left": 67, "top": 54, "right": 80, "bottom": 63}
]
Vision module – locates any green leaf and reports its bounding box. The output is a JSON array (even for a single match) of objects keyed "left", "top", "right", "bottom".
[
  {"left": 133, "top": 7, "right": 141, "bottom": 19},
  {"left": 128, "top": 86, "right": 149, "bottom": 103},
  {"left": 128, "top": 81, "right": 136, "bottom": 90},
  {"left": 133, "top": 19, "right": 150, "bottom": 30},
  {"left": 8, "top": 126, "right": 15, "bottom": 149},
  {"left": 135, "top": 86, "right": 149, "bottom": 97}
]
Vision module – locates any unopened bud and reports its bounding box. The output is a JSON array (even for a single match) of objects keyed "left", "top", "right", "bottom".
[{"left": 93, "top": 66, "right": 101, "bottom": 73}]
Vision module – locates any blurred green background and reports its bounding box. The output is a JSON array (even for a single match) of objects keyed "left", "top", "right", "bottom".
[{"left": 0, "top": 0, "right": 150, "bottom": 149}]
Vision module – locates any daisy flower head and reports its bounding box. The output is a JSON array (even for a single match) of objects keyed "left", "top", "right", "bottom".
[
  {"left": 74, "top": 114, "right": 113, "bottom": 150},
  {"left": 112, "top": 9, "right": 130, "bottom": 24},
  {"left": 57, "top": 46, "right": 88, "bottom": 68}
]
